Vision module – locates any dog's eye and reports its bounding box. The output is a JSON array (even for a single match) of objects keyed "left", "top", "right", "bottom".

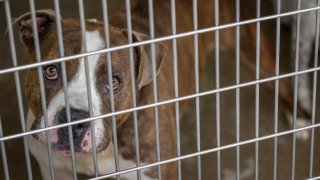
[
  {"left": 106, "top": 76, "right": 121, "bottom": 91},
  {"left": 44, "top": 65, "right": 58, "bottom": 80}
]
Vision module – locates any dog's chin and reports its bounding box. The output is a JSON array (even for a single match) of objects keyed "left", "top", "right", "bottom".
[
  {"left": 31, "top": 134, "right": 109, "bottom": 158},
  {"left": 51, "top": 143, "right": 109, "bottom": 158},
  {"left": 51, "top": 147, "right": 97, "bottom": 158},
  {"left": 53, "top": 149, "right": 84, "bottom": 158}
]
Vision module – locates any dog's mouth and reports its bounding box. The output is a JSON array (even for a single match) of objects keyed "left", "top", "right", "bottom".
[
  {"left": 31, "top": 120, "right": 109, "bottom": 157},
  {"left": 52, "top": 140, "right": 99, "bottom": 157},
  {"left": 30, "top": 107, "right": 111, "bottom": 157},
  {"left": 52, "top": 144, "right": 86, "bottom": 157}
]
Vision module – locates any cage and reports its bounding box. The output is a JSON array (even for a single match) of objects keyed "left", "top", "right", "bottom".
[{"left": 0, "top": 0, "right": 319, "bottom": 179}]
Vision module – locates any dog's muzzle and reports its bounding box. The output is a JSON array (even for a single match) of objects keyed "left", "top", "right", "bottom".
[{"left": 57, "top": 108, "right": 90, "bottom": 150}]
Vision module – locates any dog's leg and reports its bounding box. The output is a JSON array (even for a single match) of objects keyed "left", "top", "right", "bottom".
[
  {"left": 287, "top": 13, "right": 316, "bottom": 139},
  {"left": 294, "top": 0, "right": 317, "bottom": 115},
  {"left": 117, "top": 104, "right": 177, "bottom": 179},
  {"left": 293, "top": 21, "right": 313, "bottom": 116},
  {"left": 285, "top": 1, "right": 318, "bottom": 140}
]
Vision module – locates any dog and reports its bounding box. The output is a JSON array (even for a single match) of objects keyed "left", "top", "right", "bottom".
[
  {"left": 15, "top": 0, "right": 309, "bottom": 179},
  {"left": 270, "top": 0, "right": 318, "bottom": 133}
]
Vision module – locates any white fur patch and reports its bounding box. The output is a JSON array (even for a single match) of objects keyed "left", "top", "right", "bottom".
[
  {"left": 222, "top": 158, "right": 255, "bottom": 180},
  {"left": 116, "top": 156, "right": 157, "bottom": 180},
  {"left": 298, "top": 74, "right": 312, "bottom": 114},
  {"left": 285, "top": 112, "right": 311, "bottom": 141},
  {"left": 87, "top": 19, "right": 97, "bottom": 23},
  {"left": 271, "top": 0, "right": 316, "bottom": 118},
  {"left": 35, "top": 30, "right": 105, "bottom": 151}
]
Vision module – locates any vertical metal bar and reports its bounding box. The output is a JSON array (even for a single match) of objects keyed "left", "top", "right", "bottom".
[
  {"left": 291, "top": 1, "right": 301, "bottom": 179},
  {"left": 273, "top": 0, "right": 281, "bottom": 179},
  {"left": 64, "top": 105, "right": 77, "bottom": 179},
  {"left": 0, "top": 117, "right": 10, "bottom": 180},
  {"left": 77, "top": 0, "right": 99, "bottom": 177},
  {"left": 235, "top": 0, "right": 241, "bottom": 179},
  {"left": 147, "top": 0, "right": 162, "bottom": 179},
  {"left": 52, "top": 1, "right": 80, "bottom": 179},
  {"left": 309, "top": 0, "right": 320, "bottom": 177},
  {"left": 170, "top": 0, "right": 182, "bottom": 179},
  {"left": 29, "top": 0, "right": 75, "bottom": 179},
  {"left": 4, "top": 2, "right": 34, "bottom": 180},
  {"left": 214, "top": 0, "right": 221, "bottom": 180},
  {"left": 102, "top": 1, "right": 128, "bottom": 179},
  {"left": 255, "top": 0, "right": 261, "bottom": 179},
  {"left": 192, "top": 0, "right": 201, "bottom": 180}
]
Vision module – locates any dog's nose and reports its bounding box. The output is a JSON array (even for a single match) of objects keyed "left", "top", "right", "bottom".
[{"left": 58, "top": 108, "right": 90, "bottom": 139}]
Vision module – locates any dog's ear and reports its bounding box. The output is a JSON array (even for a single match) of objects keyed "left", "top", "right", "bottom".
[
  {"left": 14, "top": 9, "right": 57, "bottom": 45},
  {"left": 123, "top": 30, "right": 167, "bottom": 89}
]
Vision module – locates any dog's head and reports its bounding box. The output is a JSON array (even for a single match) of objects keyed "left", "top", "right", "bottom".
[{"left": 15, "top": 9, "right": 167, "bottom": 156}]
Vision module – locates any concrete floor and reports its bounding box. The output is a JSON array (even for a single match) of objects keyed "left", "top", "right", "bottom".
[{"left": 0, "top": 0, "right": 319, "bottom": 179}]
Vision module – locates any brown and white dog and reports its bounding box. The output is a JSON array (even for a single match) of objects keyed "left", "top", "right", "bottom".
[{"left": 15, "top": 0, "right": 309, "bottom": 179}]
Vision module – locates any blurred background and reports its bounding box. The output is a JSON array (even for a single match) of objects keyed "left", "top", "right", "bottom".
[{"left": 0, "top": 0, "right": 319, "bottom": 179}]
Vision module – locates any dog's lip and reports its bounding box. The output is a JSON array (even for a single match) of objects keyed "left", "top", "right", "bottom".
[
  {"left": 52, "top": 144, "right": 86, "bottom": 157},
  {"left": 53, "top": 149, "right": 83, "bottom": 157}
]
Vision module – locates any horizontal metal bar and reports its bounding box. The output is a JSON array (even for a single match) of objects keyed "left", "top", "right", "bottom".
[
  {"left": 89, "top": 123, "right": 320, "bottom": 179},
  {"left": 0, "top": 117, "right": 10, "bottom": 180},
  {"left": 0, "top": 67, "right": 319, "bottom": 143},
  {"left": 307, "top": 176, "right": 320, "bottom": 180},
  {"left": 1, "top": 6, "right": 320, "bottom": 75}
]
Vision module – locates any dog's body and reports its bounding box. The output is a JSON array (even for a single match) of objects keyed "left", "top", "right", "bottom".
[{"left": 17, "top": 0, "right": 309, "bottom": 179}]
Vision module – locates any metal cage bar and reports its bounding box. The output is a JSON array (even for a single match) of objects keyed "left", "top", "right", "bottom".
[
  {"left": 77, "top": 0, "right": 100, "bottom": 177},
  {"left": 0, "top": 65, "right": 319, "bottom": 144},
  {"left": 103, "top": 1, "right": 121, "bottom": 179},
  {"left": 214, "top": 0, "right": 221, "bottom": 180},
  {"left": 0, "top": 117, "right": 9, "bottom": 180},
  {"left": 2, "top": 5, "right": 320, "bottom": 76},
  {"left": 291, "top": 1, "right": 302, "bottom": 179},
  {"left": 147, "top": 0, "right": 163, "bottom": 179},
  {"left": 235, "top": 0, "right": 241, "bottom": 179},
  {"left": 170, "top": 0, "right": 182, "bottom": 179},
  {"left": 309, "top": 0, "right": 320, "bottom": 177},
  {"left": 255, "top": 0, "right": 261, "bottom": 179},
  {"left": 4, "top": 1, "right": 34, "bottom": 180},
  {"left": 29, "top": 0, "right": 58, "bottom": 179},
  {"left": 273, "top": 0, "right": 281, "bottom": 179},
  {"left": 120, "top": 0, "right": 142, "bottom": 179},
  {"left": 192, "top": 0, "right": 202, "bottom": 179}
]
